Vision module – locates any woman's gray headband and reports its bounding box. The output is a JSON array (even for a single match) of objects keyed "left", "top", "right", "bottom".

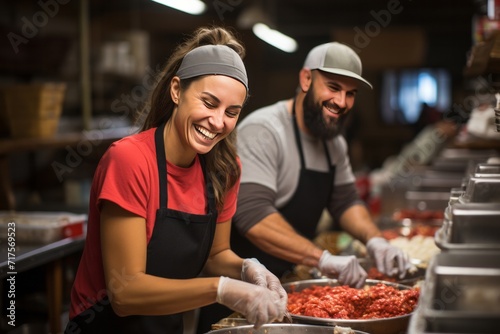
[{"left": 176, "top": 45, "right": 248, "bottom": 91}]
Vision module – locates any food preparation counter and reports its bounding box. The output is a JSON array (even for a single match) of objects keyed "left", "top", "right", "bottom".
[
  {"left": 0, "top": 235, "right": 85, "bottom": 278},
  {"left": 1, "top": 235, "right": 85, "bottom": 334}
]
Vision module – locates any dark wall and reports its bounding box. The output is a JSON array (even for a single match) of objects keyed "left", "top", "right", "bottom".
[{"left": 0, "top": 0, "right": 478, "bottom": 171}]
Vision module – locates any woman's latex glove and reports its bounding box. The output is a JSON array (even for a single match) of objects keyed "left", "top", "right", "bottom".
[
  {"left": 241, "top": 258, "right": 288, "bottom": 314},
  {"left": 366, "top": 237, "right": 411, "bottom": 279},
  {"left": 317, "top": 250, "right": 367, "bottom": 288},
  {"left": 216, "top": 276, "right": 285, "bottom": 329}
]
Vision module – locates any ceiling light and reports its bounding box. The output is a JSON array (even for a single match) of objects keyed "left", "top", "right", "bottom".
[
  {"left": 237, "top": 4, "right": 298, "bottom": 53},
  {"left": 150, "top": 0, "right": 206, "bottom": 15},
  {"left": 252, "top": 23, "right": 298, "bottom": 53},
  {"left": 488, "top": 0, "right": 496, "bottom": 20}
]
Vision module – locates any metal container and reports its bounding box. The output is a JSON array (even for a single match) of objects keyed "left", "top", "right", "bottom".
[
  {"left": 474, "top": 163, "right": 500, "bottom": 176},
  {"left": 408, "top": 305, "right": 499, "bottom": 334},
  {"left": 434, "top": 202, "right": 500, "bottom": 251},
  {"left": 431, "top": 148, "right": 498, "bottom": 173},
  {"left": 461, "top": 161, "right": 500, "bottom": 189},
  {"left": 405, "top": 190, "right": 451, "bottom": 211},
  {"left": 282, "top": 279, "right": 417, "bottom": 334},
  {"left": 437, "top": 148, "right": 499, "bottom": 160},
  {"left": 448, "top": 187, "right": 464, "bottom": 206},
  {"left": 459, "top": 176, "right": 500, "bottom": 203},
  {"left": 207, "top": 323, "right": 370, "bottom": 334},
  {"left": 413, "top": 252, "right": 500, "bottom": 333},
  {"left": 496, "top": 104, "right": 500, "bottom": 132}
]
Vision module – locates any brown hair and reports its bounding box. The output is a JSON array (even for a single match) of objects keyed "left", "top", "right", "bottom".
[{"left": 136, "top": 26, "right": 246, "bottom": 211}]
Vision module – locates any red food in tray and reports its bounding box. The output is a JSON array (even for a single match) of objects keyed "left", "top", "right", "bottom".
[
  {"left": 381, "top": 224, "right": 440, "bottom": 240},
  {"left": 287, "top": 284, "right": 419, "bottom": 320},
  {"left": 366, "top": 267, "right": 398, "bottom": 282},
  {"left": 392, "top": 209, "right": 444, "bottom": 221}
]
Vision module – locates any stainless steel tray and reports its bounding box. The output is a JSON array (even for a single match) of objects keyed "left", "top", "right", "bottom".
[
  {"left": 434, "top": 202, "right": 500, "bottom": 251},
  {"left": 474, "top": 162, "right": 500, "bottom": 175},
  {"left": 459, "top": 176, "right": 500, "bottom": 203},
  {"left": 416, "top": 252, "right": 500, "bottom": 332},
  {"left": 407, "top": 305, "right": 499, "bottom": 334},
  {"left": 282, "top": 279, "right": 416, "bottom": 334},
  {"left": 405, "top": 190, "right": 451, "bottom": 211}
]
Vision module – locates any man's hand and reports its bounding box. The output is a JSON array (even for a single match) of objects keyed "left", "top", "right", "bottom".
[
  {"left": 317, "top": 250, "right": 367, "bottom": 288},
  {"left": 366, "top": 237, "right": 411, "bottom": 279}
]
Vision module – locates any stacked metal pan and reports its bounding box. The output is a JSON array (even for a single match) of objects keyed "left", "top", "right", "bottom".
[
  {"left": 496, "top": 94, "right": 500, "bottom": 133},
  {"left": 408, "top": 159, "right": 500, "bottom": 334},
  {"left": 496, "top": 108, "right": 500, "bottom": 132},
  {"left": 409, "top": 252, "right": 500, "bottom": 333}
]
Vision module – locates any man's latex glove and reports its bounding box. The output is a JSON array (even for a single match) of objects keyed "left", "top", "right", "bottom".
[
  {"left": 317, "top": 250, "right": 367, "bottom": 288},
  {"left": 241, "top": 258, "right": 288, "bottom": 313},
  {"left": 366, "top": 237, "right": 411, "bottom": 279},
  {"left": 216, "top": 276, "right": 286, "bottom": 329}
]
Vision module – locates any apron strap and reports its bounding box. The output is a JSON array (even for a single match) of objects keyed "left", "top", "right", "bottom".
[
  {"left": 292, "top": 99, "right": 306, "bottom": 168},
  {"left": 199, "top": 155, "right": 217, "bottom": 214},
  {"left": 154, "top": 123, "right": 168, "bottom": 209},
  {"left": 154, "top": 122, "right": 216, "bottom": 214}
]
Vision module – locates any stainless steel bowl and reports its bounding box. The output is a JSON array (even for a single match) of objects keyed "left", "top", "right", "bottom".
[
  {"left": 282, "top": 279, "right": 417, "bottom": 334},
  {"left": 207, "top": 323, "right": 370, "bottom": 334}
]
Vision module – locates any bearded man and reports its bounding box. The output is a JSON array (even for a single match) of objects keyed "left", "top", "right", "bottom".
[
  {"left": 230, "top": 42, "right": 412, "bottom": 285},
  {"left": 196, "top": 42, "right": 413, "bottom": 333}
]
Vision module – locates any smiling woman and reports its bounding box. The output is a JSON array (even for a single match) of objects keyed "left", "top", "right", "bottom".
[
  {"left": 64, "top": 26, "right": 288, "bottom": 334},
  {"left": 167, "top": 51, "right": 247, "bottom": 165}
]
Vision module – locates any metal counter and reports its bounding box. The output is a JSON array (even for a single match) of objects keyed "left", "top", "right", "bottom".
[
  {"left": 0, "top": 235, "right": 85, "bottom": 279},
  {"left": 1, "top": 235, "right": 85, "bottom": 333}
]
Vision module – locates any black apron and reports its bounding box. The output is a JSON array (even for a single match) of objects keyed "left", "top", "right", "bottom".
[
  {"left": 66, "top": 123, "right": 217, "bottom": 334},
  {"left": 231, "top": 99, "right": 335, "bottom": 278}
]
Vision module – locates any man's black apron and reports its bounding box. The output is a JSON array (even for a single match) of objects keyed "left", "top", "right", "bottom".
[
  {"left": 231, "top": 99, "right": 335, "bottom": 278},
  {"left": 66, "top": 122, "right": 217, "bottom": 334}
]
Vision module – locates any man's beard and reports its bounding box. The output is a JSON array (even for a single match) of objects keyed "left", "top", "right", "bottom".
[{"left": 302, "top": 88, "right": 346, "bottom": 140}]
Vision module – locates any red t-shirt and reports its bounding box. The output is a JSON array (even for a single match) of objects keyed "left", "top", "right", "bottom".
[{"left": 69, "top": 127, "right": 240, "bottom": 319}]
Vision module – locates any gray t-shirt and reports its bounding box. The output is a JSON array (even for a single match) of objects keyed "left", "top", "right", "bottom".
[{"left": 234, "top": 100, "right": 361, "bottom": 234}]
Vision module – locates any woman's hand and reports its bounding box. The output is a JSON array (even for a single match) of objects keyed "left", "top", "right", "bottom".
[
  {"left": 216, "top": 276, "right": 286, "bottom": 328},
  {"left": 241, "top": 258, "right": 288, "bottom": 312}
]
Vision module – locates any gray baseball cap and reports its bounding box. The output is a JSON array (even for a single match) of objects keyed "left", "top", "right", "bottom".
[
  {"left": 176, "top": 44, "right": 248, "bottom": 92},
  {"left": 303, "top": 42, "right": 372, "bottom": 89}
]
